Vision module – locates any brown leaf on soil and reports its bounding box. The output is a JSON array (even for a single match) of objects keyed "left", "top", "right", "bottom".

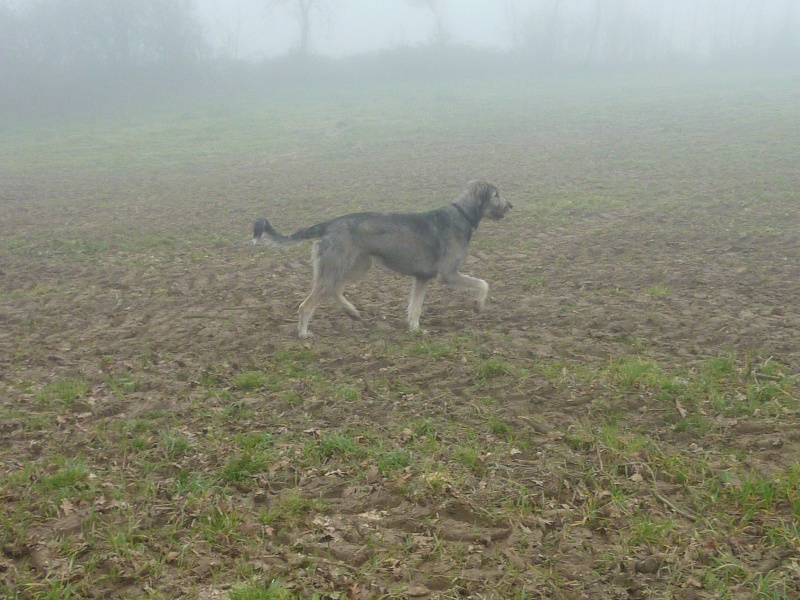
[
  {"left": 675, "top": 398, "right": 688, "bottom": 418},
  {"left": 59, "top": 498, "right": 75, "bottom": 516},
  {"left": 683, "top": 575, "right": 704, "bottom": 588},
  {"left": 364, "top": 465, "right": 381, "bottom": 484}
]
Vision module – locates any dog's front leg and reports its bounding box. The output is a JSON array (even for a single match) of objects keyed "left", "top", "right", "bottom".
[
  {"left": 407, "top": 277, "right": 430, "bottom": 331},
  {"left": 441, "top": 272, "right": 489, "bottom": 313},
  {"left": 473, "top": 277, "right": 490, "bottom": 313}
]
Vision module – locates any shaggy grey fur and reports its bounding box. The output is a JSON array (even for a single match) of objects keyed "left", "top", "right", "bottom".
[{"left": 253, "top": 181, "right": 512, "bottom": 338}]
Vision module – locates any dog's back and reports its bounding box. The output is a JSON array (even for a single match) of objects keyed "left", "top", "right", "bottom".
[{"left": 252, "top": 182, "right": 511, "bottom": 337}]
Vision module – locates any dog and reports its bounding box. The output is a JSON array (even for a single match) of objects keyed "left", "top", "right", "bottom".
[{"left": 253, "top": 181, "right": 512, "bottom": 338}]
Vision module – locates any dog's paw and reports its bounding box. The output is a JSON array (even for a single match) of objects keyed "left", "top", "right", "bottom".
[
  {"left": 473, "top": 300, "right": 485, "bottom": 314},
  {"left": 347, "top": 311, "right": 362, "bottom": 321},
  {"left": 298, "top": 331, "right": 314, "bottom": 339}
]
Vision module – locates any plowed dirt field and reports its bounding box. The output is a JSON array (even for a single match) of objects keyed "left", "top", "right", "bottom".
[{"left": 2, "top": 74, "right": 799, "bottom": 598}]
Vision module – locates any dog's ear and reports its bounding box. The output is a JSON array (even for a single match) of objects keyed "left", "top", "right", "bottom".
[{"left": 477, "top": 182, "right": 496, "bottom": 204}]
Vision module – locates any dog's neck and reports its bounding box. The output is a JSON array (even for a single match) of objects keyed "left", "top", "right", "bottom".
[{"left": 452, "top": 202, "right": 479, "bottom": 230}]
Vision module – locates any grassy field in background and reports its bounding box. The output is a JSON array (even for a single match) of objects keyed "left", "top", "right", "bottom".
[{"left": 1, "top": 70, "right": 799, "bottom": 599}]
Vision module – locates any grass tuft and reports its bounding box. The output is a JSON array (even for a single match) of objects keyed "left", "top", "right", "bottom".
[
  {"left": 232, "top": 371, "right": 268, "bottom": 391},
  {"left": 37, "top": 378, "right": 90, "bottom": 405}
]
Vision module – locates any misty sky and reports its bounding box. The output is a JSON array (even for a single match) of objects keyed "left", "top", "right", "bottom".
[
  {"left": 196, "top": 0, "right": 509, "bottom": 59},
  {"left": 195, "top": 0, "right": 797, "bottom": 62}
]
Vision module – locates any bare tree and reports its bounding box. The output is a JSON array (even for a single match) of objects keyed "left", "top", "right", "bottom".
[
  {"left": 266, "top": 0, "right": 339, "bottom": 56},
  {"left": 0, "top": 0, "right": 206, "bottom": 116},
  {"left": 504, "top": 0, "right": 568, "bottom": 64},
  {"left": 208, "top": 0, "right": 251, "bottom": 60},
  {"left": 406, "top": 0, "right": 448, "bottom": 46},
  {"left": 586, "top": 0, "right": 603, "bottom": 64},
  {"left": 21, "top": 0, "right": 204, "bottom": 73},
  {"left": 0, "top": 1, "right": 21, "bottom": 59}
]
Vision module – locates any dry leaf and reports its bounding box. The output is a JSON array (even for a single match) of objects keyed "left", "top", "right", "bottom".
[
  {"left": 406, "top": 585, "right": 431, "bottom": 597},
  {"left": 365, "top": 466, "right": 381, "bottom": 484},
  {"left": 675, "top": 398, "right": 688, "bottom": 418},
  {"left": 684, "top": 575, "right": 703, "bottom": 588},
  {"left": 60, "top": 498, "right": 75, "bottom": 515}
]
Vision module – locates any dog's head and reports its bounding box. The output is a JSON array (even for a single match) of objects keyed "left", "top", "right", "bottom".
[{"left": 476, "top": 182, "right": 513, "bottom": 220}]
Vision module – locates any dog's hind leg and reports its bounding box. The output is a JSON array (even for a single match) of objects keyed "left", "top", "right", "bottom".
[
  {"left": 334, "top": 290, "right": 361, "bottom": 320},
  {"left": 298, "top": 283, "right": 326, "bottom": 338},
  {"left": 298, "top": 242, "right": 330, "bottom": 338},
  {"left": 441, "top": 272, "right": 489, "bottom": 313},
  {"left": 333, "top": 255, "right": 370, "bottom": 321},
  {"left": 407, "top": 277, "right": 430, "bottom": 331}
]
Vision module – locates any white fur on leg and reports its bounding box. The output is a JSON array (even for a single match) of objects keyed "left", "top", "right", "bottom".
[
  {"left": 441, "top": 272, "right": 489, "bottom": 314},
  {"left": 298, "top": 291, "right": 323, "bottom": 339},
  {"left": 474, "top": 279, "right": 489, "bottom": 313},
  {"left": 334, "top": 292, "right": 361, "bottom": 320},
  {"left": 407, "top": 277, "right": 429, "bottom": 331},
  {"left": 298, "top": 309, "right": 314, "bottom": 338}
]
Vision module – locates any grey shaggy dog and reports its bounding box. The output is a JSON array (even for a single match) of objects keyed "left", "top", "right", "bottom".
[{"left": 253, "top": 181, "right": 513, "bottom": 338}]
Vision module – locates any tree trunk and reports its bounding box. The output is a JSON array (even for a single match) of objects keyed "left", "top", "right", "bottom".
[{"left": 299, "top": 0, "right": 313, "bottom": 54}]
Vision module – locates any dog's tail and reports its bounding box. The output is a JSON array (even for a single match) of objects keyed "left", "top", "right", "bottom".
[{"left": 252, "top": 217, "right": 327, "bottom": 246}]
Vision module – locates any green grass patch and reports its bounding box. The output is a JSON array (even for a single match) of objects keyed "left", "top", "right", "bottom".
[
  {"left": 487, "top": 415, "right": 511, "bottom": 436},
  {"left": 606, "top": 356, "right": 665, "bottom": 390},
  {"left": 162, "top": 433, "right": 193, "bottom": 459},
  {"left": 329, "top": 383, "right": 361, "bottom": 402},
  {"left": 644, "top": 283, "right": 672, "bottom": 296},
  {"left": 625, "top": 513, "right": 675, "bottom": 547},
  {"left": 229, "top": 580, "right": 308, "bottom": 600},
  {"left": 221, "top": 451, "right": 273, "bottom": 483},
  {"left": 258, "top": 491, "right": 327, "bottom": 526},
  {"left": 408, "top": 418, "right": 437, "bottom": 442},
  {"left": 231, "top": 371, "right": 269, "bottom": 391},
  {"left": 105, "top": 372, "right": 142, "bottom": 396},
  {"left": 479, "top": 358, "right": 509, "bottom": 380},
  {"left": 233, "top": 432, "right": 274, "bottom": 452},
  {"left": 40, "top": 459, "right": 88, "bottom": 491},
  {"left": 37, "top": 378, "right": 90, "bottom": 405},
  {"left": 377, "top": 448, "right": 413, "bottom": 475},
  {"left": 308, "top": 433, "right": 364, "bottom": 461},
  {"left": 33, "top": 458, "right": 92, "bottom": 506},
  {"left": 172, "top": 469, "right": 217, "bottom": 497},
  {"left": 452, "top": 444, "right": 483, "bottom": 471},
  {"left": 409, "top": 340, "right": 456, "bottom": 360},
  {"left": 222, "top": 401, "right": 255, "bottom": 423}
]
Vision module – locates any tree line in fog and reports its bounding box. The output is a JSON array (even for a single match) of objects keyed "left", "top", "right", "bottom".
[{"left": 1, "top": 0, "right": 798, "bottom": 117}]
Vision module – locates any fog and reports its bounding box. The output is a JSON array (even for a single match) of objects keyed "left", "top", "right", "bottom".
[
  {"left": 194, "top": 0, "right": 798, "bottom": 62},
  {"left": 1, "top": 0, "right": 798, "bottom": 119},
  {"left": 196, "top": 0, "right": 510, "bottom": 59}
]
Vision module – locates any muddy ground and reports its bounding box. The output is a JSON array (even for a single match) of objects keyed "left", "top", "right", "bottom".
[{"left": 1, "top": 76, "right": 799, "bottom": 598}]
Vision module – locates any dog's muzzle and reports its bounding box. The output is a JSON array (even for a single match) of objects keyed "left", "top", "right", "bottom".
[{"left": 488, "top": 198, "right": 513, "bottom": 220}]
